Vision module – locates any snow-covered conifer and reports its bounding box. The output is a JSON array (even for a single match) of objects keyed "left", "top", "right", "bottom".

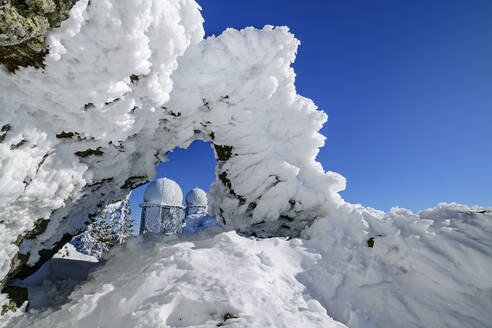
[
  {"left": 115, "top": 192, "right": 135, "bottom": 244},
  {"left": 73, "top": 194, "right": 135, "bottom": 258}
]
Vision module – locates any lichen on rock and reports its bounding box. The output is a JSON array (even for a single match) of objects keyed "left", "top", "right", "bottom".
[
  {"left": 0, "top": 286, "right": 28, "bottom": 315},
  {"left": 0, "top": 0, "right": 77, "bottom": 72}
]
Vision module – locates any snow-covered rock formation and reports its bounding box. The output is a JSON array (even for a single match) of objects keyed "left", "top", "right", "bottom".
[{"left": 0, "top": 0, "right": 344, "bottom": 288}]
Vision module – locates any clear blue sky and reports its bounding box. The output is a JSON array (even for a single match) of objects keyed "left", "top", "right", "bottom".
[{"left": 130, "top": 0, "right": 492, "bottom": 227}]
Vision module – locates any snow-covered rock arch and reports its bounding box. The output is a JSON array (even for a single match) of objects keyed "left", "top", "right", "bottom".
[{"left": 0, "top": 0, "right": 345, "bottom": 288}]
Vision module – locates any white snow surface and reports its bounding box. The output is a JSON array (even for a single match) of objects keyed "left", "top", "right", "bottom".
[
  {"left": 53, "top": 243, "right": 98, "bottom": 263},
  {"left": 143, "top": 178, "right": 184, "bottom": 207},
  {"left": 4, "top": 203, "right": 492, "bottom": 328},
  {"left": 301, "top": 202, "right": 492, "bottom": 328},
  {"left": 8, "top": 247, "right": 99, "bottom": 311},
  {"left": 182, "top": 213, "right": 220, "bottom": 234},
  {"left": 6, "top": 229, "right": 347, "bottom": 328}
]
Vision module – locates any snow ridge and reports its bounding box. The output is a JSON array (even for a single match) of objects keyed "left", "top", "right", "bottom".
[{"left": 7, "top": 230, "right": 347, "bottom": 328}]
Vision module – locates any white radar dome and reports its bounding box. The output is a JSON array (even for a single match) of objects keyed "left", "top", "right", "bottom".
[
  {"left": 185, "top": 188, "right": 208, "bottom": 206},
  {"left": 143, "top": 178, "right": 183, "bottom": 207}
]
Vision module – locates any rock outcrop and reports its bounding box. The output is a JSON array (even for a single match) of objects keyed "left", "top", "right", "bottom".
[{"left": 0, "top": 0, "right": 77, "bottom": 72}]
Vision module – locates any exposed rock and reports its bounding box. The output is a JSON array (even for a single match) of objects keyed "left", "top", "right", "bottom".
[
  {"left": 1, "top": 286, "right": 28, "bottom": 315},
  {"left": 0, "top": 124, "right": 10, "bottom": 143},
  {"left": 74, "top": 147, "right": 104, "bottom": 157},
  {"left": 0, "top": 0, "right": 78, "bottom": 72},
  {"left": 213, "top": 144, "right": 233, "bottom": 161},
  {"left": 216, "top": 313, "right": 238, "bottom": 326}
]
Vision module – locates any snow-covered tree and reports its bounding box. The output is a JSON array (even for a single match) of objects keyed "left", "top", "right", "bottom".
[
  {"left": 73, "top": 193, "right": 135, "bottom": 258},
  {"left": 73, "top": 217, "right": 115, "bottom": 258},
  {"left": 115, "top": 191, "right": 135, "bottom": 244}
]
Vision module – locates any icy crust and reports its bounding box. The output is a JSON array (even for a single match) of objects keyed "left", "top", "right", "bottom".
[
  {"left": 301, "top": 203, "right": 492, "bottom": 328},
  {"left": 0, "top": 0, "right": 204, "bottom": 284},
  {"left": 6, "top": 230, "right": 347, "bottom": 328}
]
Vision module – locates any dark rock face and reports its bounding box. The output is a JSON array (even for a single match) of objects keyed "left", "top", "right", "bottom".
[
  {"left": 0, "top": 0, "right": 78, "bottom": 72},
  {"left": 1, "top": 286, "right": 28, "bottom": 314}
]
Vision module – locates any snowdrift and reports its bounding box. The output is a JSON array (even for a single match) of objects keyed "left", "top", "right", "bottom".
[
  {"left": 3, "top": 203, "right": 492, "bottom": 328},
  {"left": 4, "top": 229, "right": 347, "bottom": 328}
]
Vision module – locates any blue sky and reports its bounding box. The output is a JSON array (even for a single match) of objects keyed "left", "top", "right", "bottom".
[{"left": 130, "top": 0, "right": 492, "bottom": 226}]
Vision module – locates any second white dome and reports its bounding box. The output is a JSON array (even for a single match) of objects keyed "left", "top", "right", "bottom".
[{"left": 185, "top": 188, "right": 208, "bottom": 206}]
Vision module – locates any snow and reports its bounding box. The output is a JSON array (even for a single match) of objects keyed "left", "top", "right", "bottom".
[
  {"left": 1, "top": 243, "right": 99, "bottom": 319},
  {"left": 182, "top": 214, "right": 221, "bottom": 234},
  {"left": 5, "top": 203, "right": 491, "bottom": 328},
  {"left": 300, "top": 202, "right": 492, "bottom": 328},
  {"left": 6, "top": 230, "right": 347, "bottom": 328},
  {"left": 143, "top": 178, "right": 184, "bottom": 207},
  {"left": 53, "top": 243, "right": 98, "bottom": 263}
]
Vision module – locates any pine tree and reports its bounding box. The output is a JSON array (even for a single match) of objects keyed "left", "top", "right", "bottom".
[
  {"left": 115, "top": 191, "right": 135, "bottom": 244},
  {"left": 73, "top": 223, "right": 100, "bottom": 257},
  {"left": 73, "top": 192, "right": 135, "bottom": 258}
]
